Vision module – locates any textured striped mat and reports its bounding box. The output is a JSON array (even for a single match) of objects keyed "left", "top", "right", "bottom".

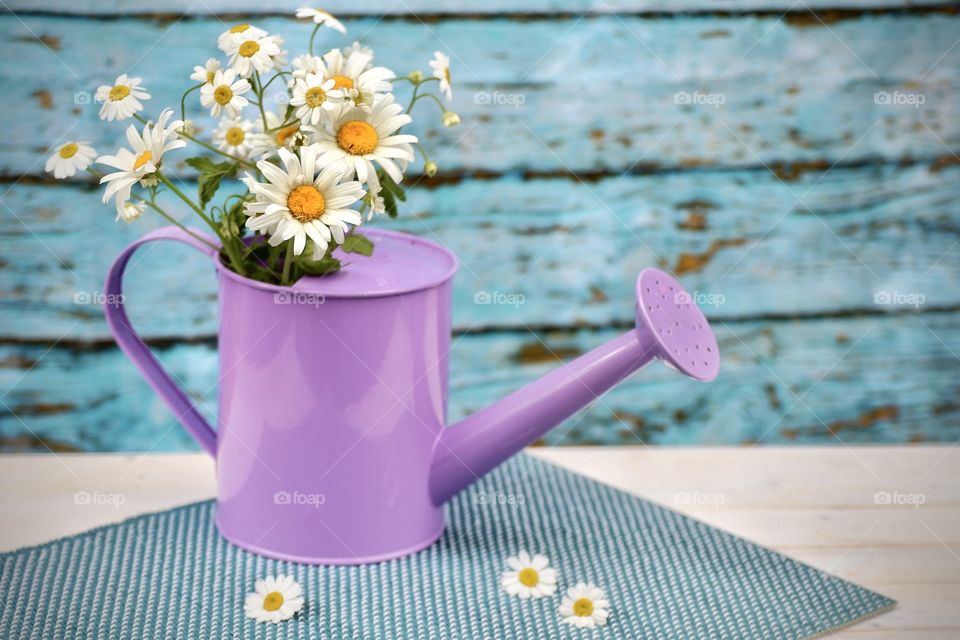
[{"left": 0, "top": 454, "right": 893, "bottom": 639}]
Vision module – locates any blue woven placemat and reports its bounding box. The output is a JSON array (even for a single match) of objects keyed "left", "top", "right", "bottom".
[{"left": 0, "top": 454, "right": 892, "bottom": 639}]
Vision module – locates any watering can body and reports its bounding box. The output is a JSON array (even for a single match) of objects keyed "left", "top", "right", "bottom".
[{"left": 105, "top": 226, "right": 719, "bottom": 564}]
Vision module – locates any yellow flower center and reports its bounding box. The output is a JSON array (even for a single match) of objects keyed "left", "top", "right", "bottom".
[
  {"left": 518, "top": 568, "right": 539, "bottom": 588},
  {"left": 444, "top": 67, "right": 451, "bottom": 83},
  {"left": 330, "top": 74, "right": 354, "bottom": 90},
  {"left": 304, "top": 86, "right": 327, "bottom": 108},
  {"left": 225, "top": 127, "right": 245, "bottom": 146},
  {"left": 133, "top": 150, "right": 153, "bottom": 171},
  {"left": 573, "top": 598, "right": 594, "bottom": 617},
  {"left": 239, "top": 41, "right": 260, "bottom": 58},
  {"left": 287, "top": 185, "right": 326, "bottom": 222},
  {"left": 109, "top": 85, "right": 130, "bottom": 101},
  {"left": 206, "top": 71, "right": 216, "bottom": 83},
  {"left": 58, "top": 143, "right": 79, "bottom": 159},
  {"left": 229, "top": 23, "right": 250, "bottom": 33},
  {"left": 262, "top": 591, "right": 284, "bottom": 612},
  {"left": 275, "top": 124, "right": 300, "bottom": 146},
  {"left": 336, "top": 120, "right": 378, "bottom": 156},
  {"left": 213, "top": 85, "right": 233, "bottom": 105}
]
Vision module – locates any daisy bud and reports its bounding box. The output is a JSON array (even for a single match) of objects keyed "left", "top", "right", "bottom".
[
  {"left": 408, "top": 70, "right": 424, "bottom": 83},
  {"left": 117, "top": 201, "right": 145, "bottom": 223},
  {"left": 424, "top": 160, "right": 438, "bottom": 177},
  {"left": 442, "top": 111, "right": 460, "bottom": 128}
]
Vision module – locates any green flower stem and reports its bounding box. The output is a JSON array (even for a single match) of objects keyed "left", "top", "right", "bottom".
[
  {"left": 406, "top": 83, "right": 421, "bottom": 114},
  {"left": 220, "top": 235, "right": 250, "bottom": 277},
  {"left": 281, "top": 241, "right": 294, "bottom": 286},
  {"left": 404, "top": 77, "right": 439, "bottom": 112},
  {"left": 141, "top": 199, "right": 221, "bottom": 252},
  {"left": 154, "top": 175, "right": 247, "bottom": 275},
  {"left": 252, "top": 72, "right": 270, "bottom": 131},
  {"left": 409, "top": 91, "right": 447, "bottom": 112},
  {"left": 267, "top": 119, "right": 300, "bottom": 133},
  {"left": 177, "top": 130, "right": 258, "bottom": 169},
  {"left": 397, "top": 76, "right": 439, "bottom": 85},
  {"left": 180, "top": 83, "right": 203, "bottom": 122},
  {"left": 155, "top": 171, "right": 219, "bottom": 231},
  {"left": 414, "top": 142, "right": 432, "bottom": 163},
  {"left": 309, "top": 24, "right": 321, "bottom": 56},
  {"left": 262, "top": 71, "right": 291, "bottom": 92}
]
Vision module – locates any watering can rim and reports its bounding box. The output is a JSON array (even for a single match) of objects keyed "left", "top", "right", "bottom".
[{"left": 211, "top": 227, "right": 460, "bottom": 299}]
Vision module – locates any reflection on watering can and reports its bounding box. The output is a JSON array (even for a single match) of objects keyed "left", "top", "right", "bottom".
[{"left": 105, "top": 227, "right": 719, "bottom": 564}]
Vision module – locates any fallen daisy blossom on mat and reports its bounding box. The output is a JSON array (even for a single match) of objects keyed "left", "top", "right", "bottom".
[
  {"left": 501, "top": 550, "right": 558, "bottom": 598},
  {"left": 244, "top": 574, "right": 305, "bottom": 623},
  {"left": 559, "top": 582, "right": 610, "bottom": 628}
]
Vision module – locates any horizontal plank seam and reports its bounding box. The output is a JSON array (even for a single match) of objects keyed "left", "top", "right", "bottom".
[
  {"left": 3, "top": 155, "right": 959, "bottom": 191},
  {"left": 1, "top": 304, "right": 958, "bottom": 351},
  {"left": 6, "top": 6, "right": 959, "bottom": 21}
]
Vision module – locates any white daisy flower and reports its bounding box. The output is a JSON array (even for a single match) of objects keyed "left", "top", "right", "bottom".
[
  {"left": 320, "top": 46, "right": 394, "bottom": 97},
  {"left": 190, "top": 58, "right": 221, "bottom": 84},
  {"left": 290, "top": 54, "right": 325, "bottom": 83},
  {"left": 117, "top": 200, "right": 145, "bottom": 223},
  {"left": 306, "top": 93, "right": 417, "bottom": 194},
  {"left": 217, "top": 23, "right": 267, "bottom": 52},
  {"left": 96, "top": 109, "right": 186, "bottom": 216},
  {"left": 295, "top": 7, "right": 346, "bottom": 33},
  {"left": 95, "top": 74, "right": 150, "bottom": 121},
  {"left": 290, "top": 73, "right": 342, "bottom": 126},
  {"left": 559, "top": 583, "right": 610, "bottom": 629},
  {"left": 343, "top": 41, "right": 373, "bottom": 60},
  {"left": 269, "top": 35, "right": 289, "bottom": 70},
  {"left": 251, "top": 108, "right": 303, "bottom": 159},
  {"left": 243, "top": 574, "right": 304, "bottom": 624},
  {"left": 200, "top": 69, "right": 251, "bottom": 118},
  {"left": 430, "top": 51, "right": 453, "bottom": 100},
  {"left": 500, "top": 551, "right": 558, "bottom": 599},
  {"left": 213, "top": 118, "right": 255, "bottom": 158},
  {"left": 45, "top": 141, "right": 96, "bottom": 179},
  {"left": 225, "top": 34, "right": 285, "bottom": 78},
  {"left": 245, "top": 144, "right": 365, "bottom": 257},
  {"left": 340, "top": 84, "right": 377, "bottom": 113},
  {"left": 361, "top": 189, "right": 385, "bottom": 220}
]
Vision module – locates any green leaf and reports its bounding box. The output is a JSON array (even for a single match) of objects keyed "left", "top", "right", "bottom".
[
  {"left": 293, "top": 255, "right": 342, "bottom": 276},
  {"left": 377, "top": 169, "right": 407, "bottom": 218},
  {"left": 184, "top": 156, "right": 237, "bottom": 209},
  {"left": 381, "top": 187, "right": 398, "bottom": 218},
  {"left": 341, "top": 234, "right": 375, "bottom": 256}
]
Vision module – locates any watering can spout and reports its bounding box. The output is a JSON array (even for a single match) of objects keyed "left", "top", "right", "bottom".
[{"left": 429, "top": 268, "right": 720, "bottom": 505}]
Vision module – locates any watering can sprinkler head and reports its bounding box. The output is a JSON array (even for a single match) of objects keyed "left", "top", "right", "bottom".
[
  {"left": 634, "top": 268, "right": 720, "bottom": 382},
  {"left": 430, "top": 267, "right": 720, "bottom": 505}
]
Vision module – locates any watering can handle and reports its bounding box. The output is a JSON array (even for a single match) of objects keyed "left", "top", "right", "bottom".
[{"left": 103, "top": 226, "right": 221, "bottom": 456}]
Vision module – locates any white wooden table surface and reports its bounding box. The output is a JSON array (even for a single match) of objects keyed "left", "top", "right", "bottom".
[{"left": 1, "top": 446, "right": 957, "bottom": 638}]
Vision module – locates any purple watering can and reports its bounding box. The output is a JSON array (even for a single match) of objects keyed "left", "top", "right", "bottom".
[{"left": 105, "top": 226, "right": 719, "bottom": 564}]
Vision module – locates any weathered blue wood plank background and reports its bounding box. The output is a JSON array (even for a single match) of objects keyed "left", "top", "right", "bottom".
[{"left": 0, "top": 1, "right": 957, "bottom": 452}]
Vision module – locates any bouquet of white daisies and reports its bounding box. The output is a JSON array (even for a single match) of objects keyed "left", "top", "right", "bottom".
[{"left": 45, "top": 8, "right": 458, "bottom": 286}]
